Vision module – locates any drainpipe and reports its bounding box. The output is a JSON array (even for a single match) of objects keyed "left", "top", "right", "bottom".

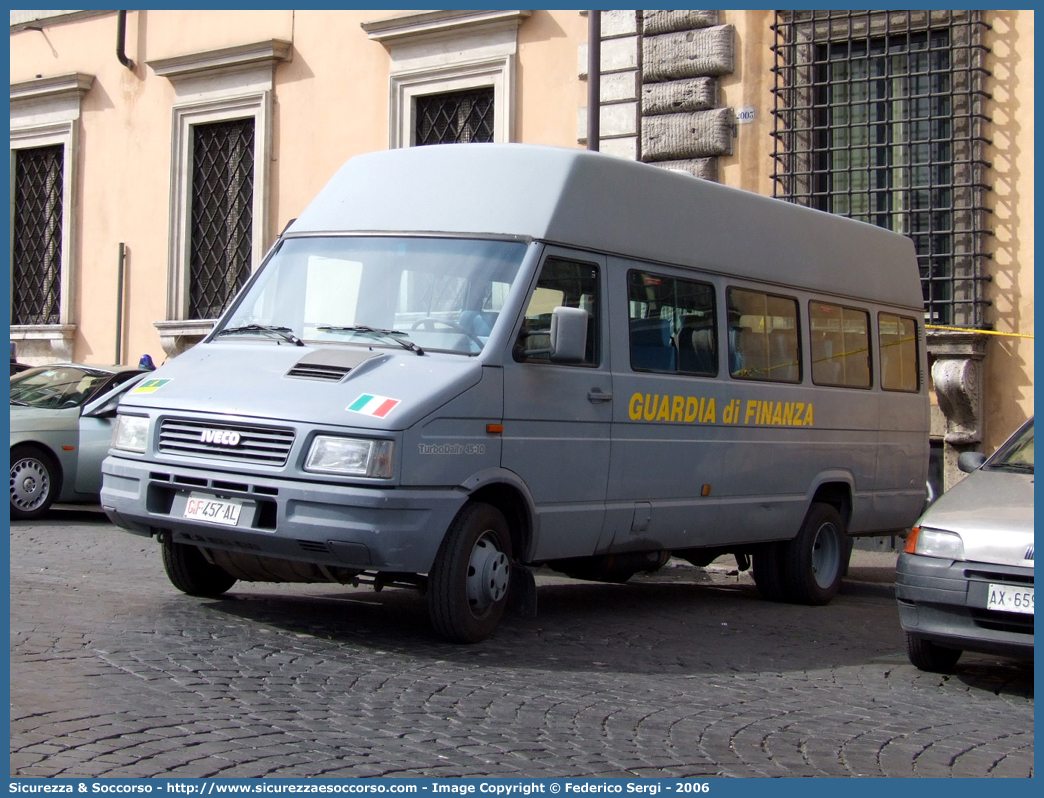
[
  {"left": 587, "top": 10, "right": 600, "bottom": 151},
  {"left": 115, "top": 243, "right": 127, "bottom": 364},
  {"left": 117, "top": 10, "right": 134, "bottom": 70}
]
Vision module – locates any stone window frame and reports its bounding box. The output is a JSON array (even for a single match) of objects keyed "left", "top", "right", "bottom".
[
  {"left": 9, "top": 73, "right": 94, "bottom": 362},
  {"left": 148, "top": 40, "right": 290, "bottom": 356},
  {"left": 362, "top": 10, "right": 531, "bottom": 149}
]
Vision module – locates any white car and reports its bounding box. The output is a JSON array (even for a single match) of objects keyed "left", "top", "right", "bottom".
[
  {"left": 10, "top": 364, "right": 151, "bottom": 519},
  {"left": 895, "top": 417, "right": 1034, "bottom": 671}
]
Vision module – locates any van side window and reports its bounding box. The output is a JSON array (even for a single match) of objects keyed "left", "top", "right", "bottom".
[
  {"left": 809, "top": 301, "right": 872, "bottom": 388},
  {"left": 627, "top": 270, "right": 716, "bottom": 375},
  {"left": 879, "top": 313, "right": 920, "bottom": 392},
  {"left": 727, "top": 287, "right": 801, "bottom": 383},
  {"left": 514, "top": 257, "right": 599, "bottom": 366}
]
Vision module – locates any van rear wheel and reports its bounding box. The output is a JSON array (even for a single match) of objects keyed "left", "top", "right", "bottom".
[
  {"left": 161, "top": 539, "right": 237, "bottom": 597},
  {"left": 782, "top": 502, "right": 844, "bottom": 605},
  {"left": 428, "top": 502, "right": 512, "bottom": 643}
]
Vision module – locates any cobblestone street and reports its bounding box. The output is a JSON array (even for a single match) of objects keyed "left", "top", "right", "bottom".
[{"left": 10, "top": 509, "right": 1033, "bottom": 779}]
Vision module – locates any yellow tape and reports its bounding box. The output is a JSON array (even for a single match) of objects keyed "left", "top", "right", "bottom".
[{"left": 926, "top": 324, "right": 1034, "bottom": 340}]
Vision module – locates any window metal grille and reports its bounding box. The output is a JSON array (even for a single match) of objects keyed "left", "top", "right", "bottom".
[
  {"left": 12, "top": 145, "right": 64, "bottom": 325},
  {"left": 415, "top": 87, "right": 495, "bottom": 145},
  {"left": 190, "top": 118, "right": 255, "bottom": 320},
  {"left": 771, "top": 11, "right": 992, "bottom": 327}
]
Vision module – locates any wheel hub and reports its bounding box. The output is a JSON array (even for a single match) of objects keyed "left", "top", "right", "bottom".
[
  {"left": 466, "top": 532, "right": 510, "bottom": 614},
  {"left": 11, "top": 458, "right": 49, "bottom": 511},
  {"left": 810, "top": 522, "right": 841, "bottom": 589}
]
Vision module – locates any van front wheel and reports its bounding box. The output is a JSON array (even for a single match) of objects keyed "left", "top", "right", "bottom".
[
  {"left": 161, "top": 539, "right": 237, "bottom": 597},
  {"left": 428, "top": 502, "right": 512, "bottom": 643},
  {"left": 782, "top": 502, "right": 844, "bottom": 605}
]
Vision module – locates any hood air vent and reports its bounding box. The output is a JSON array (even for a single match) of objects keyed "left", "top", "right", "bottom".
[
  {"left": 285, "top": 349, "right": 380, "bottom": 382},
  {"left": 286, "top": 363, "right": 351, "bottom": 382}
]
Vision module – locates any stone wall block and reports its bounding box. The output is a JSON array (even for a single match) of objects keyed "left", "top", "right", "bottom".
[
  {"left": 601, "top": 36, "right": 640, "bottom": 73},
  {"left": 602, "top": 71, "right": 639, "bottom": 103},
  {"left": 642, "top": 107, "right": 734, "bottom": 161},
  {"left": 642, "top": 77, "right": 717, "bottom": 116},
  {"left": 600, "top": 10, "right": 639, "bottom": 38},
  {"left": 650, "top": 158, "right": 718, "bottom": 181},
  {"left": 598, "top": 136, "right": 638, "bottom": 160},
  {"left": 643, "top": 10, "right": 719, "bottom": 36},
  {"left": 643, "top": 25, "right": 734, "bottom": 83},
  {"left": 601, "top": 102, "right": 637, "bottom": 137}
]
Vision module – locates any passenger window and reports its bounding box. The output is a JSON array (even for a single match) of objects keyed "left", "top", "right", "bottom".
[
  {"left": 727, "top": 287, "right": 800, "bottom": 383},
  {"left": 809, "top": 301, "right": 871, "bottom": 388},
  {"left": 514, "top": 257, "right": 600, "bottom": 366},
  {"left": 627, "top": 271, "right": 716, "bottom": 375},
  {"left": 879, "top": 313, "right": 920, "bottom": 392}
]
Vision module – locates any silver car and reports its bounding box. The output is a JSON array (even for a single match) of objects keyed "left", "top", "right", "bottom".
[
  {"left": 10, "top": 364, "right": 151, "bottom": 519},
  {"left": 895, "top": 417, "right": 1034, "bottom": 671}
]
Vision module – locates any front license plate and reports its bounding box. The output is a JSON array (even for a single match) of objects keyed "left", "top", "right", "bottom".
[
  {"left": 184, "top": 495, "right": 243, "bottom": 527},
  {"left": 986, "top": 583, "right": 1034, "bottom": 615}
]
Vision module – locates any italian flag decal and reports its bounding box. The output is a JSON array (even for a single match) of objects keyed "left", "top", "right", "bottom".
[{"left": 348, "top": 393, "right": 401, "bottom": 418}]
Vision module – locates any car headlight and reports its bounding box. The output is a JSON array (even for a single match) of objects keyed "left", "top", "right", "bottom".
[
  {"left": 905, "top": 526, "right": 965, "bottom": 560},
  {"left": 112, "top": 414, "right": 150, "bottom": 453},
  {"left": 305, "top": 436, "right": 394, "bottom": 478}
]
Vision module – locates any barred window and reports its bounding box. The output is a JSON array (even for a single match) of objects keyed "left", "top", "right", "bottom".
[
  {"left": 771, "top": 11, "right": 991, "bottom": 327},
  {"left": 189, "top": 118, "right": 255, "bottom": 320},
  {"left": 12, "top": 144, "right": 64, "bottom": 325},
  {"left": 415, "top": 87, "right": 494, "bottom": 145}
]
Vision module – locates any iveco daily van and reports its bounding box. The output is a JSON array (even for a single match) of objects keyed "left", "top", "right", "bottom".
[{"left": 102, "top": 144, "right": 930, "bottom": 642}]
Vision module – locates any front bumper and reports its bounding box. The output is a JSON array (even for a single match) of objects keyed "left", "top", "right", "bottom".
[
  {"left": 101, "top": 455, "right": 467, "bottom": 574},
  {"left": 895, "top": 552, "right": 1034, "bottom": 659}
]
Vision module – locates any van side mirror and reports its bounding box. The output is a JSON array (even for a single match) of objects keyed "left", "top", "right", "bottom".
[
  {"left": 549, "top": 306, "right": 589, "bottom": 364},
  {"left": 958, "top": 451, "right": 987, "bottom": 473}
]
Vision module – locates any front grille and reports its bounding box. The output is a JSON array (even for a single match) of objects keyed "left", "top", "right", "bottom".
[
  {"left": 159, "top": 418, "right": 295, "bottom": 466},
  {"left": 966, "top": 568, "right": 1034, "bottom": 585},
  {"left": 970, "top": 609, "right": 1034, "bottom": 636}
]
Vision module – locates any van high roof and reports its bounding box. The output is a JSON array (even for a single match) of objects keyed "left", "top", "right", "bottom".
[{"left": 289, "top": 144, "right": 922, "bottom": 310}]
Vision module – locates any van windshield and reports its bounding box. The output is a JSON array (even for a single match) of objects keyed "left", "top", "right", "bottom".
[{"left": 219, "top": 236, "right": 529, "bottom": 355}]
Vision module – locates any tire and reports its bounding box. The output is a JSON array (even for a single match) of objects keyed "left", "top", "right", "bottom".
[
  {"left": 428, "top": 502, "right": 512, "bottom": 643},
  {"left": 10, "top": 446, "right": 60, "bottom": 520},
  {"left": 782, "top": 502, "right": 845, "bottom": 605},
  {"left": 161, "top": 538, "right": 237, "bottom": 597},
  {"left": 752, "top": 542, "right": 789, "bottom": 602},
  {"left": 906, "top": 632, "right": 962, "bottom": 673}
]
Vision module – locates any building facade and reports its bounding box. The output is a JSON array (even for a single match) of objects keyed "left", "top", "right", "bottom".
[{"left": 9, "top": 9, "right": 1034, "bottom": 485}]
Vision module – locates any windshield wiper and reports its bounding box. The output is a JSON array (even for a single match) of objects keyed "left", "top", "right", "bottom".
[
  {"left": 216, "top": 324, "right": 304, "bottom": 346},
  {"left": 991, "top": 462, "right": 1034, "bottom": 473},
  {"left": 10, "top": 399, "right": 28, "bottom": 406},
  {"left": 316, "top": 325, "right": 424, "bottom": 356}
]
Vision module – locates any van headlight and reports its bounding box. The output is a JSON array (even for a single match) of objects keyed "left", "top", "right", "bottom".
[
  {"left": 305, "top": 436, "right": 394, "bottom": 478},
  {"left": 112, "top": 414, "right": 150, "bottom": 453},
  {"left": 906, "top": 526, "right": 965, "bottom": 560}
]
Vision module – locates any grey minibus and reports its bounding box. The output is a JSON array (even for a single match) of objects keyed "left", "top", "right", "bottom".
[{"left": 102, "top": 144, "right": 930, "bottom": 642}]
